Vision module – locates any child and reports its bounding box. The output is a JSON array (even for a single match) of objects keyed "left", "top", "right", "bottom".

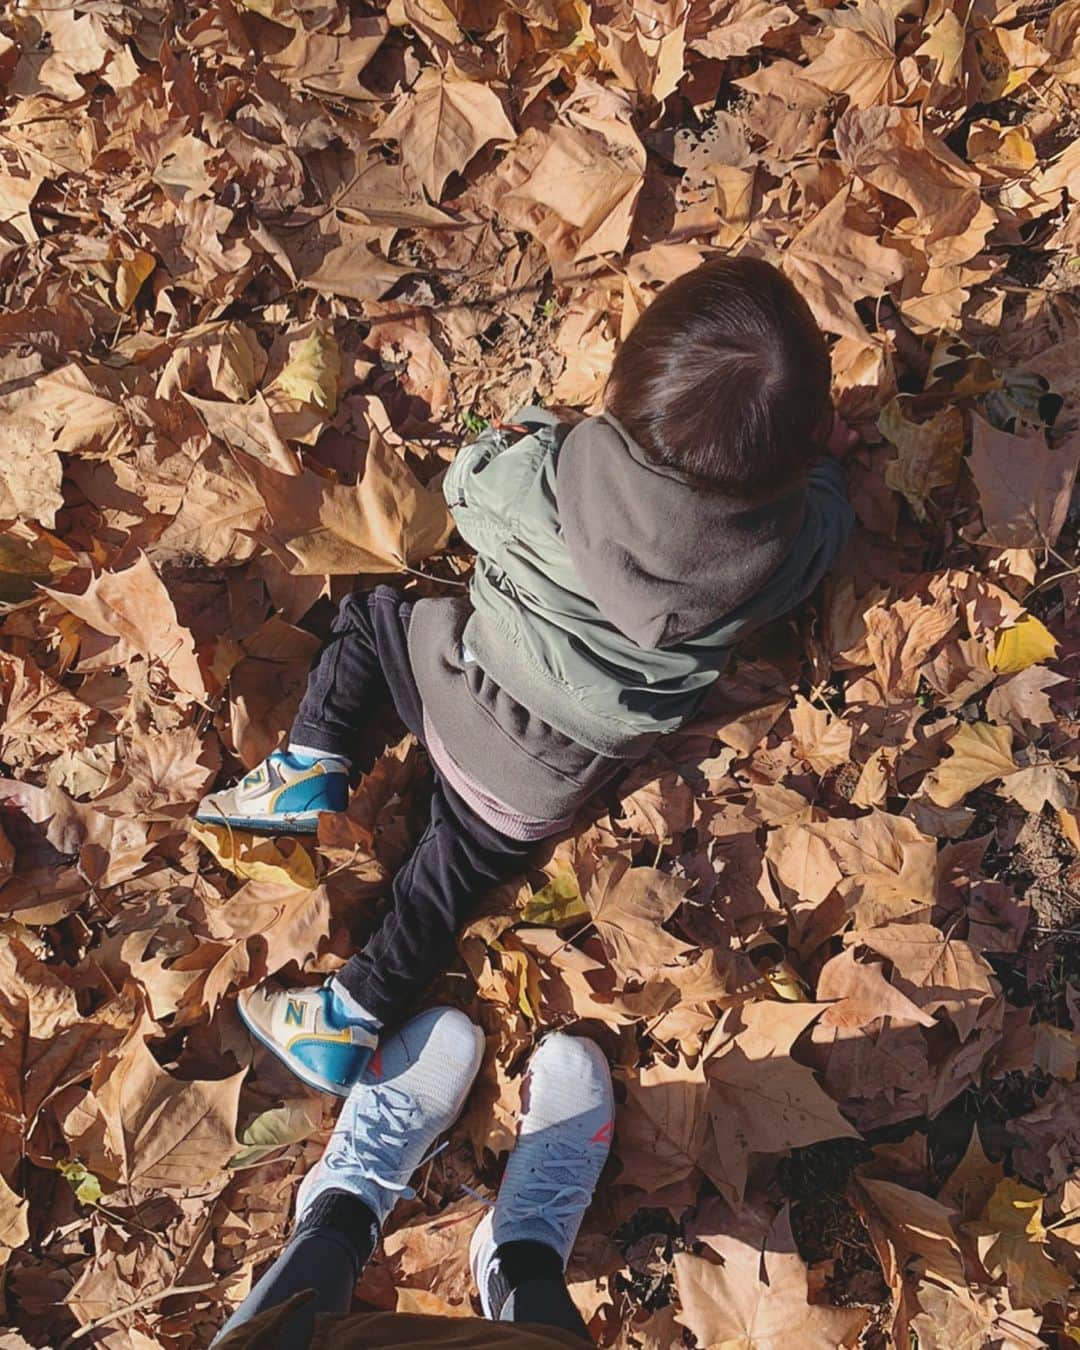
[{"left": 196, "top": 256, "right": 856, "bottom": 1094}]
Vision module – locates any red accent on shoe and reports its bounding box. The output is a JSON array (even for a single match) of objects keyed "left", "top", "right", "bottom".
[
  {"left": 589, "top": 1120, "right": 613, "bottom": 1145},
  {"left": 368, "top": 1048, "right": 383, "bottom": 1080}
]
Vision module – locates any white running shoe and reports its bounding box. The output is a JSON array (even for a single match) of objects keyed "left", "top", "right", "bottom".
[
  {"left": 296, "top": 1006, "right": 484, "bottom": 1230},
  {"left": 470, "top": 1033, "right": 614, "bottom": 1317}
]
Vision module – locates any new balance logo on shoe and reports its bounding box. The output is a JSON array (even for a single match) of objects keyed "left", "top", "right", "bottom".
[{"left": 284, "top": 999, "right": 305, "bottom": 1028}]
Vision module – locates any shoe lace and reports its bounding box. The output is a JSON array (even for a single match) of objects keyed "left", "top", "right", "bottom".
[
  {"left": 323, "top": 1083, "right": 423, "bottom": 1197},
  {"left": 499, "top": 1140, "right": 592, "bottom": 1248}
]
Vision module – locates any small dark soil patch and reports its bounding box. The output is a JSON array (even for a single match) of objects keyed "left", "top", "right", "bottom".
[
  {"left": 927, "top": 1069, "right": 1053, "bottom": 1180},
  {"left": 972, "top": 795, "right": 1080, "bottom": 933},
  {"left": 780, "top": 1140, "right": 889, "bottom": 1317},
  {"left": 610, "top": 1207, "right": 686, "bottom": 1313}
]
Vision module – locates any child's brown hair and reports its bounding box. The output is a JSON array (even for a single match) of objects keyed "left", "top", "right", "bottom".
[{"left": 604, "top": 256, "right": 832, "bottom": 498}]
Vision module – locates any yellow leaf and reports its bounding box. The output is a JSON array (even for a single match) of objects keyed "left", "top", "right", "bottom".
[
  {"left": 491, "top": 941, "right": 538, "bottom": 1021},
  {"left": 985, "top": 1178, "right": 1047, "bottom": 1240},
  {"left": 990, "top": 615, "right": 1059, "bottom": 674},
  {"left": 115, "top": 249, "right": 155, "bottom": 311},
  {"left": 57, "top": 1159, "right": 102, "bottom": 1206},
  {"left": 978, "top": 1177, "right": 1071, "bottom": 1309},
  {"left": 269, "top": 327, "right": 342, "bottom": 414},
  {"left": 230, "top": 1100, "right": 322, "bottom": 1169},
  {"left": 523, "top": 871, "right": 588, "bottom": 927},
  {"left": 761, "top": 960, "right": 808, "bottom": 1002},
  {"left": 191, "top": 821, "right": 316, "bottom": 890}
]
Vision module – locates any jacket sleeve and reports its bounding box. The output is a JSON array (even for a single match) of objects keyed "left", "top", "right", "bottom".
[
  {"left": 443, "top": 415, "right": 553, "bottom": 557},
  {"left": 799, "top": 458, "right": 856, "bottom": 587},
  {"left": 716, "top": 457, "right": 854, "bottom": 642}
]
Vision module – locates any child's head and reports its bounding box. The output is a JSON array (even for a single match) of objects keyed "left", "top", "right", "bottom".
[{"left": 604, "top": 257, "right": 832, "bottom": 497}]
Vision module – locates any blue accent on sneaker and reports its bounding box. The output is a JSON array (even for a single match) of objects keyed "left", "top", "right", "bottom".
[
  {"left": 290, "top": 1036, "right": 374, "bottom": 1089},
  {"left": 199, "top": 812, "right": 323, "bottom": 834},
  {"left": 325, "top": 982, "right": 379, "bottom": 1032},
  {"left": 236, "top": 984, "right": 378, "bottom": 1097},
  {"left": 274, "top": 775, "right": 348, "bottom": 815}
]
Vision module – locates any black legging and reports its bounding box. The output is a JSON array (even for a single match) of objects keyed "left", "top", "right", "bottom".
[{"left": 213, "top": 1192, "right": 590, "bottom": 1347}]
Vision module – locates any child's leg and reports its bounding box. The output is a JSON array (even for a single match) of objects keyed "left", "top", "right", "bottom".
[
  {"left": 333, "top": 778, "right": 536, "bottom": 1026},
  {"left": 196, "top": 588, "right": 404, "bottom": 835},
  {"left": 289, "top": 587, "right": 401, "bottom": 763}
]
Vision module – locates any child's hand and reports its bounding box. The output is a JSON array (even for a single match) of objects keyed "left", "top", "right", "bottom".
[{"left": 825, "top": 414, "right": 860, "bottom": 460}]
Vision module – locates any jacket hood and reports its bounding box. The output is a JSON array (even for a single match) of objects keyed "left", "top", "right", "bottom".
[{"left": 554, "top": 413, "right": 808, "bottom": 649}]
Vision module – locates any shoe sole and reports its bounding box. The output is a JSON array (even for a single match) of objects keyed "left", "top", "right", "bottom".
[
  {"left": 469, "top": 1208, "right": 498, "bottom": 1319},
  {"left": 194, "top": 810, "right": 323, "bottom": 835},
  {"left": 236, "top": 996, "right": 351, "bottom": 1099}
]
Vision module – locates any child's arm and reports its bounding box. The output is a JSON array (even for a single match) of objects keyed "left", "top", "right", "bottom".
[
  {"left": 443, "top": 412, "right": 551, "bottom": 556},
  {"left": 801, "top": 419, "right": 857, "bottom": 577}
]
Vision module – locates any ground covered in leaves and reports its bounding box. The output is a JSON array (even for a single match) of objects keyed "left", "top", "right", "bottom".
[{"left": 1, "top": 0, "right": 1079, "bottom": 1346}]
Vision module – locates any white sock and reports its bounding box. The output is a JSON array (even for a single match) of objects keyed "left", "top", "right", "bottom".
[
  {"left": 287, "top": 741, "right": 351, "bottom": 770},
  {"left": 328, "top": 977, "right": 381, "bottom": 1029}
]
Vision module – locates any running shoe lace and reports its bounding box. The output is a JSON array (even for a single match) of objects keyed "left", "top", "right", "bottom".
[
  {"left": 500, "top": 1141, "right": 592, "bottom": 1249},
  {"left": 323, "top": 1083, "right": 422, "bottom": 1197}
]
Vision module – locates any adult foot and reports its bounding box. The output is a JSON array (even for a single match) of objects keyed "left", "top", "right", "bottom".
[
  {"left": 296, "top": 1006, "right": 484, "bottom": 1229},
  {"left": 195, "top": 750, "right": 348, "bottom": 834},
  {"left": 471, "top": 1033, "right": 613, "bottom": 1318}
]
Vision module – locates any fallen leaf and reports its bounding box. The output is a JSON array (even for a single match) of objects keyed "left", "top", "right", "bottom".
[
  {"left": 989, "top": 615, "right": 1059, "bottom": 674},
  {"left": 267, "top": 326, "right": 342, "bottom": 415},
  {"left": 924, "top": 721, "right": 1016, "bottom": 807},
  {"left": 192, "top": 822, "right": 317, "bottom": 891},
  {"left": 974, "top": 1177, "right": 1072, "bottom": 1309},
  {"left": 230, "top": 1100, "right": 322, "bottom": 1169},
  {"left": 804, "top": 6, "right": 902, "bottom": 109},
  {"left": 72, "top": 1037, "right": 244, "bottom": 1191},
  {"left": 967, "top": 414, "right": 1080, "bottom": 549},
  {"left": 45, "top": 555, "right": 206, "bottom": 703},
  {"left": 258, "top": 438, "right": 453, "bottom": 576},
  {"left": 674, "top": 1204, "right": 868, "bottom": 1348},
  {"left": 377, "top": 68, "right": 516, "bottom": 200},
  {"left": 521, "top": 871, "right": 588, "bottom": 927},
  {"left": 1000, "top": 764, "right": 1077, "bottom": 814},
  {"left": 0, "top": 415, "right": 64, "bottom": 528},
  {"left": 586, "top": 863, "right": 693, "bottom": 978},
  {"left": 704, "top": 1001, "right": 859, "bottom": 1202},
  {"left": 881, "top": 397, "right": 965, "bottom": 521},
  {"left": 985, "top": 666, "right": 1065, "bottom": 729},
  {"left": 789, "top": 696, "right": 853, "bottom": 774},
  {"left": 864, "top": 592, "right": 958, "bottom": 697},
  {"left": 0, "top": 1173, "right": 29, "bottom": 1259}
]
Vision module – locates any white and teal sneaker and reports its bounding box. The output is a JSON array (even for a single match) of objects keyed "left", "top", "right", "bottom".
[
  {"left": 238, "top": 984, "right": 379, "bottom": 1097},
  {"left": 195, "top": 750, "right": 348, "bottom": 834},
  {"left": 470, "top": 1033, "right": 614, "bottom": 1315},
  {"left": 295, "top": 1006, "right": 484, "bottom": 1229}
]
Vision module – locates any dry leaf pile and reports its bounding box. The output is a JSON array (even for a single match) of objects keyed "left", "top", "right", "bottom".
[{"left": 1, "top": 0, "right": 1079, "bottom": 1345}]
